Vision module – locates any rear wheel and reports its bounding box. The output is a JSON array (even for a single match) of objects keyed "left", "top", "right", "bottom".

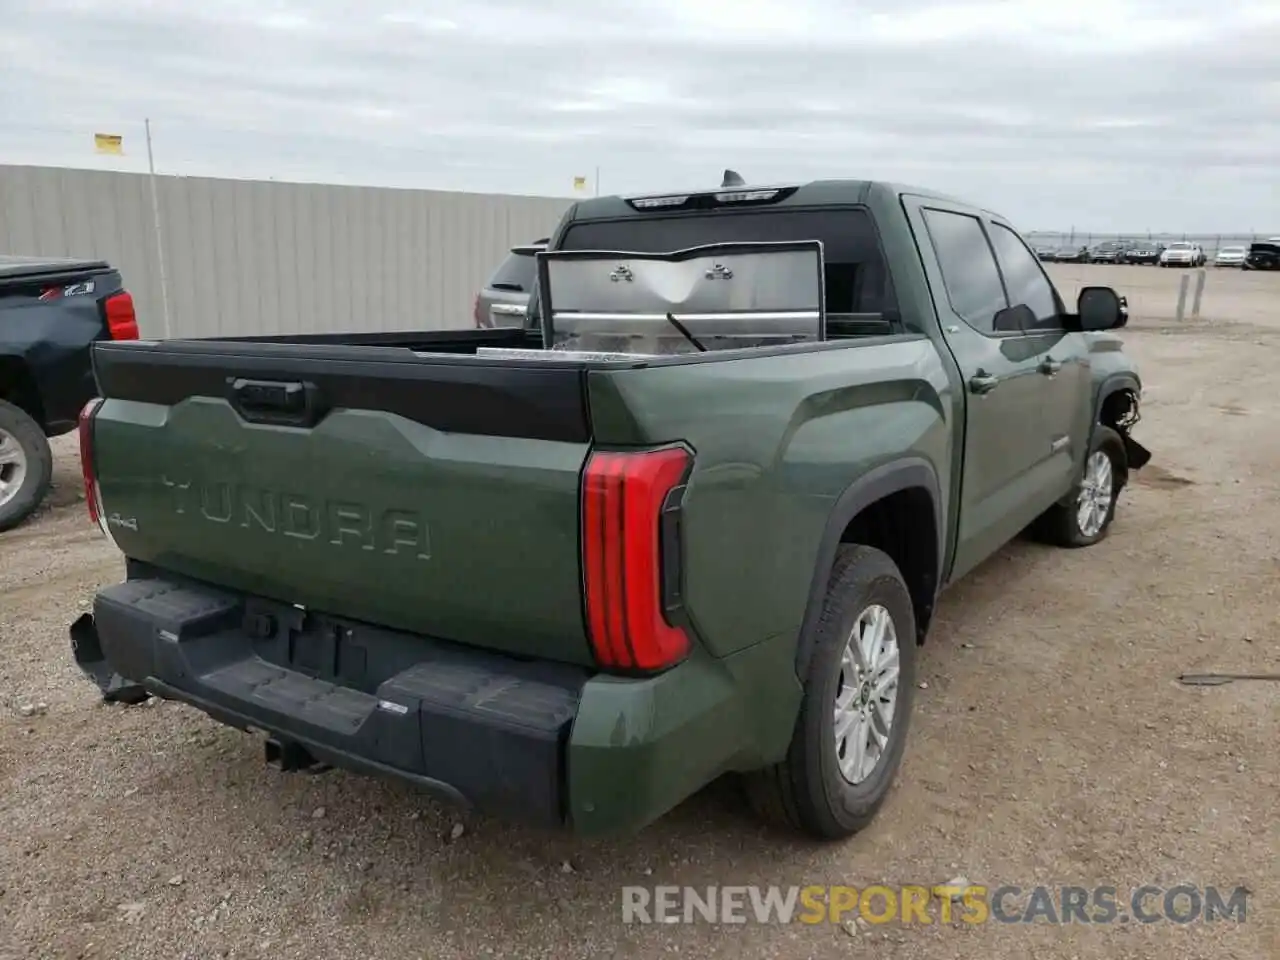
[
  {"left": 0, "top": 400, "right": 53, "bottom": 533},
  {"left": 745, "top": 545, "right": 916, "bottom": 840}
]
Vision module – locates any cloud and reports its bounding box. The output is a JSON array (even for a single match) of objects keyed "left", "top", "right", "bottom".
[{"left": 1, "top": 0, "right": 1277, "bottom": 231}]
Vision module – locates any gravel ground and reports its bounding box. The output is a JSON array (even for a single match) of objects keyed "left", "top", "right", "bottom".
[{"left": 1, "top": 267, "right": 1277, "bottom": 960}]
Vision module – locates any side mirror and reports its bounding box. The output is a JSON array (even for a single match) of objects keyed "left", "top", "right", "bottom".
[
  {"left": 992, "top": 302, "right": 1035, "bottom": 333},
  {"left": 1077, "top": 286, "right": 1124, "bottom": 331}
]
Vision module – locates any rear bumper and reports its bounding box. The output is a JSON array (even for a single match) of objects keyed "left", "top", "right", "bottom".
[{"left": 72, "top": 575, "right": 778, "bottom": 834}]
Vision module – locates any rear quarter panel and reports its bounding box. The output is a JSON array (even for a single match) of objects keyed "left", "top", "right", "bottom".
[
  {"left": 587, "top": 338, "right": 954, "bottom": 660},
  {"left": 0, "top": 269, "right": 122, "bottom": 433}
]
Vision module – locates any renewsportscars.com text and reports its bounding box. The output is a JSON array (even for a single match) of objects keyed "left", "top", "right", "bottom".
[{"left": 621, "top": 884, "right": 1250, "bottom": 926}]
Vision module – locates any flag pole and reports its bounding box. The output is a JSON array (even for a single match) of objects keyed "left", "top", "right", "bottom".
[
  {"left": 594, "top": 166, "right": 600, "bottom": 197},
  {"left": 145, "top": 118, "right": 173, "bottom": 338}
]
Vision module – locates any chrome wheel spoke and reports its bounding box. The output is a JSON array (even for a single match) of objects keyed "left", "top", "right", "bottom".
[
  {"left": 871, "top": 663, "right": 899, "bottom": 700},
  {"left": 870, "top": 706, "right": 890, "bottom": 752},
  {"left": 841, "top": 642, "right": 860, "bottom": 677},
  {"left": 834, "top": 683, "right": 858, "bottom": 714},
  {"left": 860, "top": 607, "right": 886, "bottom": 667},
  {"left": 833, "top": 705, "right": 858, "bottom": 745},
  {"left": 844, "top": 718, "right": 869, "bottom": 780}
]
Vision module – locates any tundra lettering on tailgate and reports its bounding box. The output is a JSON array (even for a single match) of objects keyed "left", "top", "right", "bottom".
[{"left": 160, "top": 475, "right": 431, "bottom": 560}]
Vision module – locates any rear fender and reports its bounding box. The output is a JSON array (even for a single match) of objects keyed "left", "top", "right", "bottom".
[{"left": 798, "top": 458, "right": 943, "bottom": 655}]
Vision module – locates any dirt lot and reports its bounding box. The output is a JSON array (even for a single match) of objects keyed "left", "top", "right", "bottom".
[{"left": 1, "top": 265, "right": 1277, "bottom": 960}]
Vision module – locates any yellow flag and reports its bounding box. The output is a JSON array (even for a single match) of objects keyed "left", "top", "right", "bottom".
[
  {"left": 573, "top": 175, "right": 587, "bottom": 191},
  {"left": 94, "top": 133, "right": 123, "bottom": 155}
]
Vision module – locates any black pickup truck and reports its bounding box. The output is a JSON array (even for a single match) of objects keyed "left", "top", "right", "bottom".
[
  {"left": 1243, "top": 242, "right": 1280, "bottom": 270},
  {"left": 0, "top": 256, "right": 139, "bottom": 531}
]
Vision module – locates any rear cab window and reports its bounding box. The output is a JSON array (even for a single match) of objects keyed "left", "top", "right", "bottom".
[{"left": 557, "top": 208, "right": 900, "bottom": 327}]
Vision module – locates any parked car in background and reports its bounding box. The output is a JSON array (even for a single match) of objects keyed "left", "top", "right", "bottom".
[
  {"left": 1123, "top": 242, "right": 1162, "bottom": 265},
  {"left": 1159, "top": 242, "right": 1204, "bottom": 267},
  {"left": 1034, "top": 245, "right": 1058, "bottom": 261},
  {"left": 473, "top": 239, "right": 547, "bottom": 328},
  {"left": 1055, "top": 246, "right": 1092, "bottom": 263},
  {"left": 1214, "top": 246, "right": 1248, "bottom": 267},
  {"left": 1088, "top": 241, "right": 1128, "bottom": 264},
  {"left": 0, "top": 255, "right": 138, "bottom": 531},
  {"left": 1244, "top": 241, "right": 1280, "bottom": 270}
]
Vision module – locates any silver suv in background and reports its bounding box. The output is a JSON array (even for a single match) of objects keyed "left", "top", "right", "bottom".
[{"left": 473, "top": 239, "right": 547, "bottom": 327}]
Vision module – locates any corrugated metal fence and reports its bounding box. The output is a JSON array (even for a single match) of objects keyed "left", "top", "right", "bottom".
[{"left": 0, "top": 164, "right": 571, "bottom": 339}]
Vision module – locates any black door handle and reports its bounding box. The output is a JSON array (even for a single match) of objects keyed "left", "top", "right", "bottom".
[
  {"left": 969, "top": 373, "right": 1000, "bottom": 394},
  {"left": 1039, "top": 358, "right": 1062, "bottom": 375}
]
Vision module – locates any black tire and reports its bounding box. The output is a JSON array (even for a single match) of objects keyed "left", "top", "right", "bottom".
[
  {"left": 0, "top": 399, "right": 54, "bottom": 533},
  {"left": 745, "top": 545, "right": 917, "bottom": 840},
  {"left": 1034, "top": 425, "right": 1128, "bottom": 548}
]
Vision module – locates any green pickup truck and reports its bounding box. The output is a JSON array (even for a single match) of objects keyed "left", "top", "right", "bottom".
[{"left": 71, "top": 176, "right": 1149, "bottom": 841}]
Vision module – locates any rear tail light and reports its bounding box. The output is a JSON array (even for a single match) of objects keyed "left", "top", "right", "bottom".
[
  {"left": 473, "top": 294, "right": 487, "bottom": 328},
  {"left": 581, "top": 445, "right": 693, "bottom": 672},
  {"left": 78, "top": 398, "right": 110, "bottom": 537},
  {"left": 103, "top": 291, "right": 139, "bottom": 340}
]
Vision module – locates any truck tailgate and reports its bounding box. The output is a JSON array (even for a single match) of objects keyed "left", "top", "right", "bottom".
[{"left": 88, "top": 339, "right": 595, "bottom": 666}]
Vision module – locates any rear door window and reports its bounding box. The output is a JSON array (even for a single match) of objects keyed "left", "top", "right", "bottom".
[{"left": 920, "top": 209, "right": 1008, "bottom": 334}]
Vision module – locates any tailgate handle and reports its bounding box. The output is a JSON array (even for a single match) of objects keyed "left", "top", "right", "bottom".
[{"left": 228, "top": 378, "right": 323, "bottom": 427}]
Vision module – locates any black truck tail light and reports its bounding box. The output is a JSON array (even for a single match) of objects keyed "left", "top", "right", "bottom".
[
  {"left": 104, "top": 291, "right": 139, "bottom": 340},
  {"left": 78, "top": 397, "right": 109, "bottom": 533},
  {"left": 581, "top": 445, "right": 693, "bottom": 672}
]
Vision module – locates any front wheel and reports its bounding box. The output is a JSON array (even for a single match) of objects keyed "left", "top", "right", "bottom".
[
  {"left": 744, "top": 545, "right": 916, "bottom": 840},
  {"left": 1034, "top": 426, "right": 1128, "bottom": 547}
]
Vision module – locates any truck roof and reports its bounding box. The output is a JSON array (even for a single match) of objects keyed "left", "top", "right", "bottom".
[
  {"left": 0, "top": 254, "right": 110, "bottom": 281},
  {"left": 564, "top": 177, "right": 988, "bottom": 224}
]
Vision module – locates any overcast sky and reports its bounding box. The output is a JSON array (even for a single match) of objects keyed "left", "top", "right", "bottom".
[{"left": 2, "top": 0, "right": 1277, "bottom": 232}]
